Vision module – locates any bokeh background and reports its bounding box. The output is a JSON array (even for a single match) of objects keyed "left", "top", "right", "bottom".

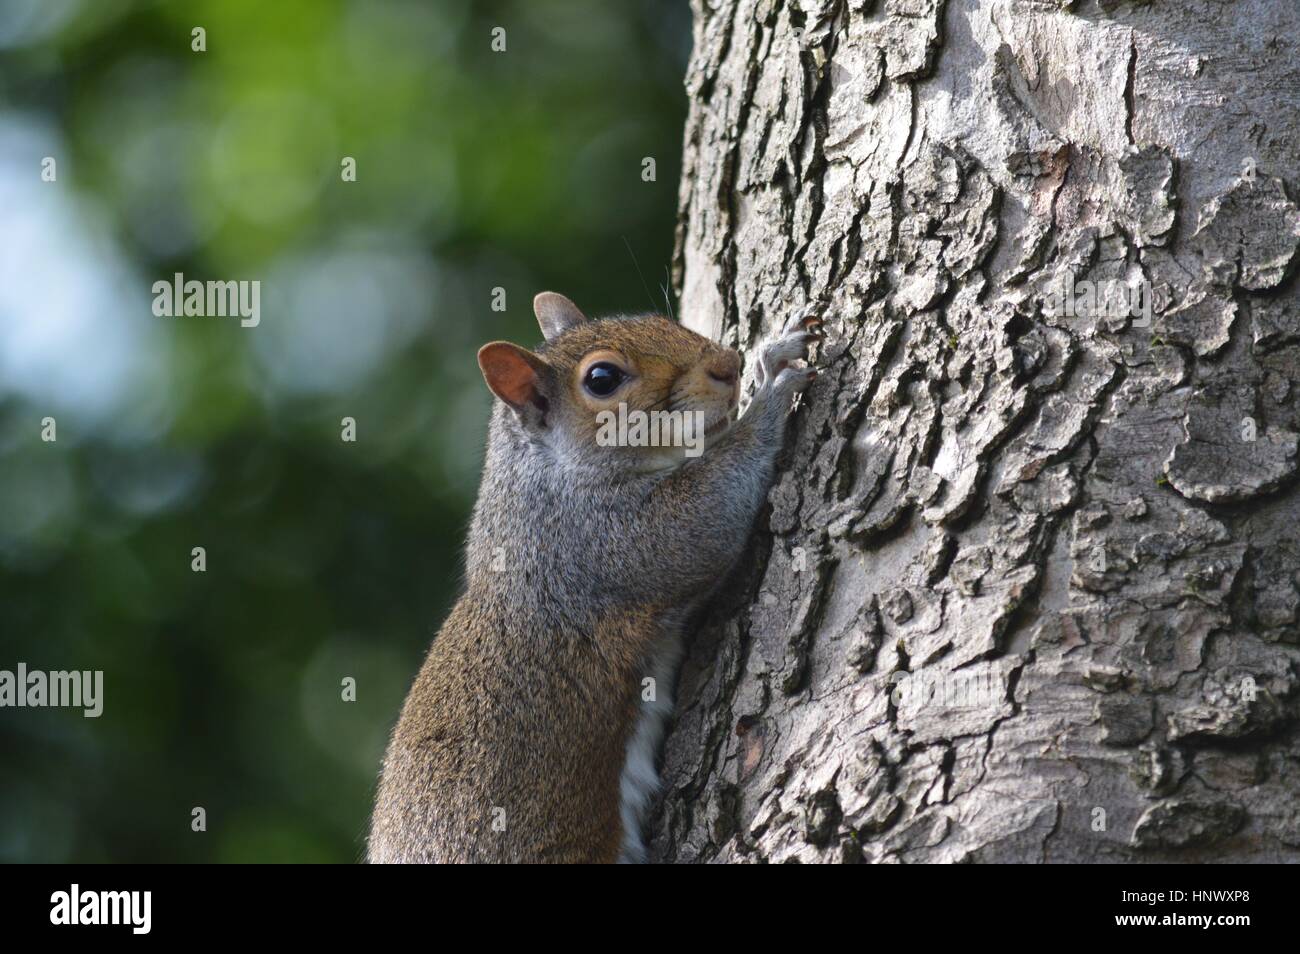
[{"left": 0, "top": 0, "right": 690, "bottom": 862}]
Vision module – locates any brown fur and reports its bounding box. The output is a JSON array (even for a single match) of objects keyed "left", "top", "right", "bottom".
[{"left": 368, "top": 293, "right": 815, "bottom": 863}]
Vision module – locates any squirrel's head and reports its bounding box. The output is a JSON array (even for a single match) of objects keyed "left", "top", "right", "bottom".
[{"left": 478, "top": 292, "right": 742, "bottom": 473}]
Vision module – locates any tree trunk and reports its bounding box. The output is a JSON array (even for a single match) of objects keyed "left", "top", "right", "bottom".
[{"left": 651, "top": 0, "right": 1300, "bottom": 863}]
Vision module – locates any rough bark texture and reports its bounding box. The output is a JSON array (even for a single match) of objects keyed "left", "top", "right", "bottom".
[{"left": 651, "top": 0, "right": 1300, "bottom": 862}]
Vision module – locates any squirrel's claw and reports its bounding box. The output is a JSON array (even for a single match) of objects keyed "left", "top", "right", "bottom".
[
  {"left": 773, "top": 365, "right": 817, "bottom": 398},
  {"left": 781, "top": 304, "right": 825, "bottom": 337},
  {"left": 753, "top": 305, "right": 825, "bottom": 396}
]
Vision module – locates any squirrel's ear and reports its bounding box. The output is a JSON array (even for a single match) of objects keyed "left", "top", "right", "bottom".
[
  {"left": 533, "top": 291, "right": 588, "bottom": 341},
  {"left": 478, "top": 342, "right": 550, "bottom": 415}
]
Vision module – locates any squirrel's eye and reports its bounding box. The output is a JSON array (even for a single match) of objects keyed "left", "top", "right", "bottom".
[{"left": 582, "top": 362, "right": 625, "bottom": 398}]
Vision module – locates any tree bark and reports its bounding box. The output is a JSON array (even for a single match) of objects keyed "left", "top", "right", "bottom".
[{"left": 652, "top": 0, "right": 1300, "bottom": 862}]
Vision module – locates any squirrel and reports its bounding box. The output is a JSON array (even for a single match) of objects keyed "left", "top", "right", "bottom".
[{"left": 368, "top": 291, "right": 821, "bottom": 863}]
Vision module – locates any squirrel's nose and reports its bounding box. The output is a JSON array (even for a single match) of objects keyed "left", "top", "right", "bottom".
[{"left": 706, "top": 350, "right": 740, "bottom": 386}]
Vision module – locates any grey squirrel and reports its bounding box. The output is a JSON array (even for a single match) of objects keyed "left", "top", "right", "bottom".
[{"left": 368, "top": 292, "right": 821, "bottom": 863}]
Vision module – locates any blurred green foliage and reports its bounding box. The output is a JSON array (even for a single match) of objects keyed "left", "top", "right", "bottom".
[{"left": 0, "top": 0, "right": 689, "bottom": 862}]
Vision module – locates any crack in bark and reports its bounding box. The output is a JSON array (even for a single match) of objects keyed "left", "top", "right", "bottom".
[{"left": 657, "top": 0, "right": 1300, "bottom": 864}]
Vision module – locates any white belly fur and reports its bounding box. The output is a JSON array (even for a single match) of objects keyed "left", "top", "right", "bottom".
[{"left": 617, "top": 630, "right": 685, "bottom": 863}]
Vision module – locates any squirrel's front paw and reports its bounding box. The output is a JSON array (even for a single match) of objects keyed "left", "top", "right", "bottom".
[{"left": 755, "top": 305, "right": 822, "bottom": 399}]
